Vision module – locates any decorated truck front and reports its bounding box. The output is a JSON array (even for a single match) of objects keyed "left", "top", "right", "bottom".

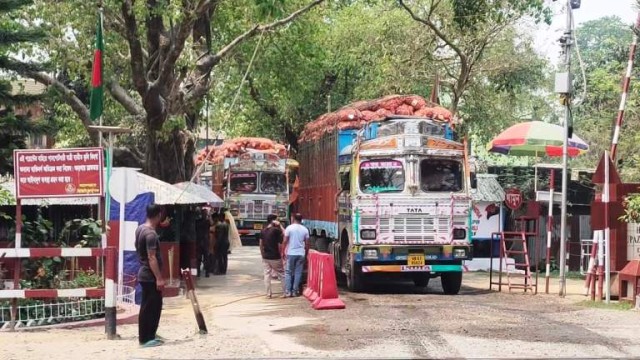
[
  {"left": 297, "top": 95, "right": 472, "bottom": 294},
  {"left": 224, "top": 152, "right": 289, "bottom": 237},
  {"left": 206, "top": 138, "right": 290, "bottom": 241}
]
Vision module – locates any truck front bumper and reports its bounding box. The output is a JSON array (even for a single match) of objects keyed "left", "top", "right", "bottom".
[{"left": 353, "top": 244, "right": 472, "bottom": 273}]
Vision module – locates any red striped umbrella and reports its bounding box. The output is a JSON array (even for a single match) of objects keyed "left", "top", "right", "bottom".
[{"left": 487, "top": 121, "right": 589, "bottom": 157}]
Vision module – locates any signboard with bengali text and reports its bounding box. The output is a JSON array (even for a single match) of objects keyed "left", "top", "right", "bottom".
[{"left": 13, "top": 148, "right": 104, "bottom": 199}]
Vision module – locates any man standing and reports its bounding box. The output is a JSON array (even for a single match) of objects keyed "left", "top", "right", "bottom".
[
  {"left": 195, "top": 208, "right": 211, "bottom": 278},
  {"left": 135, "top": 204, "right": 165, "bottom": 347},
  {"left": 283, "top": 213, "right": 309, "bottom": 297},
  {"left": 260, "top": 214, "right": 285, "bottom": 298},
  {"left": 213, "top": 212, "right": 230, "bottom": 275}
]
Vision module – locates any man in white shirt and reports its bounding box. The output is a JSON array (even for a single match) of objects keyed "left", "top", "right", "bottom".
[{"left": 283, "top": 213, "right": 309, "bottom": 297}]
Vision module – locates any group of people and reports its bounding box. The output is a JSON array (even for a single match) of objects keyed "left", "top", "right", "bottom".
[
  {"left": 195, "top": 208, "right": 230, "bottom": 277},
  {"left": 259, "top": 213, "right": 310, "bottom": 298},
  {"left": 133, "top": 203, "right": 309, "bottom": 348}
]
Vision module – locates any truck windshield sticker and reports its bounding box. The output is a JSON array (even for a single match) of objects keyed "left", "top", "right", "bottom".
[
  {"left": 361, "top": 160, "right": 403, "bottom": 169},
  {"left": 230, "top": 172, "right": 257, "bottom": 193},
  {"left": 360, "top": 160, "right": 404, "bottom": 194}
]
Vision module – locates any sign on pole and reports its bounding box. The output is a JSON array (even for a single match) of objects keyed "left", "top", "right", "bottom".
[
  {"left": 505, "top": 188, "right": 523, "bottom": 210},
  {"left": 13, "top": 148, "right": 104, "bottom": 198}
]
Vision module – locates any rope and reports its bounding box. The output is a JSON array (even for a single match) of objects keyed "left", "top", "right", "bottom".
[{"left": 175, "top": 31, "right": 266, "bottom": 203}]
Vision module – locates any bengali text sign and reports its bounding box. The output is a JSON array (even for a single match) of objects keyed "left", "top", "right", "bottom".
[{"left": 14, "top": 148, "right": 104, "bottom": 198}]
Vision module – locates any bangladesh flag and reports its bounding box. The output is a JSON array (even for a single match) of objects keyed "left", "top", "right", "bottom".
[{"left": 89, "top": 11, "right": 104, "bottom": 121}]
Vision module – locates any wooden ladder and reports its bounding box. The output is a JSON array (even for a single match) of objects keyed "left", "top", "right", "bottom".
[{"left": 500, "top": 231, "right": 535, "bottom": 293}]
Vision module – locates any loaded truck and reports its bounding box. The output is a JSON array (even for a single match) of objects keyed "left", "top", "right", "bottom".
[
  {"left": 202, "top": 138, "right": 290, "bottom": 242},
  {"left": 297, "top": 95, "right": 473, "bottom": 294}
]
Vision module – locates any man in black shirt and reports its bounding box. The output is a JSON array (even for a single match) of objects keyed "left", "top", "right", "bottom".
[
  {"left": 213, "top": 212, "right": 230, "bottom": 275},
  {"left": 260, "top": 214, "right": 285, "bottom": 298},
  {"left": 135, "top": 204, "right": 165, "bottom": 347}
]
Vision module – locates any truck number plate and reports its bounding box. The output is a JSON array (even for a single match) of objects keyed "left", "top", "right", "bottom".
[
  {"left": 254, "top": 223, "right": 263, "bottom": 230},
  {"left": 407, "top": 254, "right": 425, "bottom": 266}
]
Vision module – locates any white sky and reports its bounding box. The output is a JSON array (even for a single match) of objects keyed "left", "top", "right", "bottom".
[{"left": 536, "top": 0, "right": 638, "bottom": 61}]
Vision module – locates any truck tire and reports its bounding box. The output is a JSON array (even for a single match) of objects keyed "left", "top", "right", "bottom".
[
  {"left": 346, "top": 256, "right": 364, "bottom": 292},
  {"left": 441, "top": 272, "right": 462, "bottom": 295}
]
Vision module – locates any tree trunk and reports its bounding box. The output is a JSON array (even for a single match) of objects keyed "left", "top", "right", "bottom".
[{"left": 144, "top": 114, "right": 195, "bottom": 184}]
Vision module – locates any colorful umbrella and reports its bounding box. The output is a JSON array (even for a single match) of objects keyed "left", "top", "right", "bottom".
[{"left": 487, "top": 121, "right": 589, "bottom": 157}]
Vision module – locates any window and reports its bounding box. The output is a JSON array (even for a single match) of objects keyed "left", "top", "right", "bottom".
[
  {"left": 230, "top": 172, "right": 257, "bottom": 193},
  {"left": 420, "top": 159, "right": 463, "bottom": 192},
  {"left": 340, "top": 171, "right": 350, "bottom": 192},
  {"left": 359, "top": 159, "right": 404, "bottom": 193},
  {"left": 260, "top": 173, "right": 286, "bottom": 194}
]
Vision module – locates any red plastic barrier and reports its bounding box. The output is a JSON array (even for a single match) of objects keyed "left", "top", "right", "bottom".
[
  {"left": 304, "top": 250, "right": 345, "bottom": 310},
  {"left": 303, "top": 251, "right": 318, "bottom": 300}
]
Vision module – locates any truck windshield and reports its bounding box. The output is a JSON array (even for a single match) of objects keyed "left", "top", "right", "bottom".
[
  {"left": 359, "top": 159, "right": 404, "bottom": 193},
  {"left": 230, "top": 172, "right": 257, "bottom": 193},
  {"left": 260, "top": 173, "right": 287, "bottom": 194},
  {"left": 420, "top": 159, "right": 463, "bottom": 192}
]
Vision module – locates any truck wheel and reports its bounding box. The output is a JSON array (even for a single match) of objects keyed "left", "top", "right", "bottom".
[
  {"left": 441, "top": 272, "right": 462, "bottom": 295},
  {"left": 346, "top": 256, "right": 364, "bottom": 292}
]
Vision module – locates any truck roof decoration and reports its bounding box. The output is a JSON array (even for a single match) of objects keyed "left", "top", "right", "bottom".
[
  {"left": 299, "top": 94, "right": 453, "bottom": 143},
  {"left": 196, "top": 137, "right": 287, "bottom": 165}
]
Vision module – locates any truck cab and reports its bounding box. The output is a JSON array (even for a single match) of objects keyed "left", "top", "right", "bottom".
[
  {"left": 214, "top": 151, "right": 290, "bottom": 243},
  {"left": 333, "top": 116, "right": 472, "bottom": 293}
]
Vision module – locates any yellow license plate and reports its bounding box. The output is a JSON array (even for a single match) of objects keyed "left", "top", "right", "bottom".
[
  {"left": 254, "top": 223, "right": 263, "bottom": 230},
  {"left": 407, "top": 254, "right": 425, "bottom": 266}
]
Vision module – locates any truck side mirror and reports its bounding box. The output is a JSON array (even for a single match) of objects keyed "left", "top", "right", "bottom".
[{"left": 470, "top": 173, "right": 477, "bottom": 189}]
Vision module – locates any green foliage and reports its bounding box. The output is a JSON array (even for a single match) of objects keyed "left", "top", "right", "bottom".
[
  {"left": 620, "top": 194, "right": 640, "bottom": 223},
  {"left": 21, "top": 207, "right": 53, "bottom": 247},
  {"left": 58, "top": 270, "right": 103, "bottom": 289},
  {"left": 0, "top": 0, "right": 49, "bottom": 175},
  {"left": 57, "top": 218, "right": 103, "bottom": 248},
  {"left": 20, "top": 256, "right": 64, "bottom": 289},
  {"left": 571, "top": 16, "right": 640, "bottom": 180}
]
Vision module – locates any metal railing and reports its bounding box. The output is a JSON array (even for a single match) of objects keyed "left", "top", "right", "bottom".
[{"left": 0, "top": 284, "right": 136, "bottom": 329}]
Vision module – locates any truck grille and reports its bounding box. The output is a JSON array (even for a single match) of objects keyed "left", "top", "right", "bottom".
[
  {"left": 361, "top": 215, "right": 465, "bottom": 243},
  {"left": 240, "top": 200, "right": 273, "bottom": 219}
]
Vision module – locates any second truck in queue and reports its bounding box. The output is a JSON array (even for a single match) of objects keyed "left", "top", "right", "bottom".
[
  {"left": 296, "top": 95, "right": 472, "bottom": 294},
  {"left": 208, "top": 138, "right": 290, "bottom": 241}
]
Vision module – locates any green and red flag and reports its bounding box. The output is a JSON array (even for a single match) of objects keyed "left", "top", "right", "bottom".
[{"left": 89, "top": 10, "right": 104, "bottom": 121}]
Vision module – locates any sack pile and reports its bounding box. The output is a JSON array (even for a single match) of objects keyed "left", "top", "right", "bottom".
[
  {"left": 299, "top": 94, "right": 453, "bottom": 143},
  {"left": 196, "top": 137, "right": 287, "bottom": 165}
]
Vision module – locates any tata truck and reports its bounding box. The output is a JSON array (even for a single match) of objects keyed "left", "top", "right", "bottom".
[
  {"left": 211, "top": 141, "right": 290, "bottom": 241},
  {"left": 297, "top": 113, "right": 473, "bottom": 294}
]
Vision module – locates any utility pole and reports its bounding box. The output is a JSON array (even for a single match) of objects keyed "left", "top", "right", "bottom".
[{"left": 556, "top": 0, "right": 579, "bottom": 297}]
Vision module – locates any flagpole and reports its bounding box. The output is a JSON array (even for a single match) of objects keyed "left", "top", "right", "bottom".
[{"left": 97, "top": 4, "right": 104, "bottom": 147}]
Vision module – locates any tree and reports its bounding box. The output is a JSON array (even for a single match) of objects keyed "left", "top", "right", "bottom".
[
  {"left": 0, "top": 0, "right": 50, "bottom": 175},
  {"left": 16, "top": 0, "right": 324, "bottom": 183},
  {"left": 397, "top": 0, "right": 551, "bottom": 114},
  {"left": 214, "top": 1, "right": 553, "bottom": 150},
  {"left": 570, "top": 16, "right": 640, "bottom": 180}
]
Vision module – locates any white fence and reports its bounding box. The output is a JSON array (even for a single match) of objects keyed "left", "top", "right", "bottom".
[{"left": 0, "top": 285, "right": 136, "bottom": 329}]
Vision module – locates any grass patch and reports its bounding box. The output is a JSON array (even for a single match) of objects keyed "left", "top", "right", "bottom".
[{"left": 576, "top": 300, "right": 634, "bottom": 311}]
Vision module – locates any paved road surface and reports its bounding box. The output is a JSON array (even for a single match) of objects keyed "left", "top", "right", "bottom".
[{"left": 2, "top": 246, "right": 640, "bottom": 359}]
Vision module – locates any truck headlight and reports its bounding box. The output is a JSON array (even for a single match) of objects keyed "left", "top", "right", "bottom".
[
  {"left": 363, "top": 249, "right": 378, "bottom": 259},
  {"left": 453, "top": 248, "right": 467, "bottom": 258},
  {"left": 453, "top": 228, "right": 466, "bottom": 240},
  {"left": 360, "top": 229, "right": 376, "bottom": 240}
]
